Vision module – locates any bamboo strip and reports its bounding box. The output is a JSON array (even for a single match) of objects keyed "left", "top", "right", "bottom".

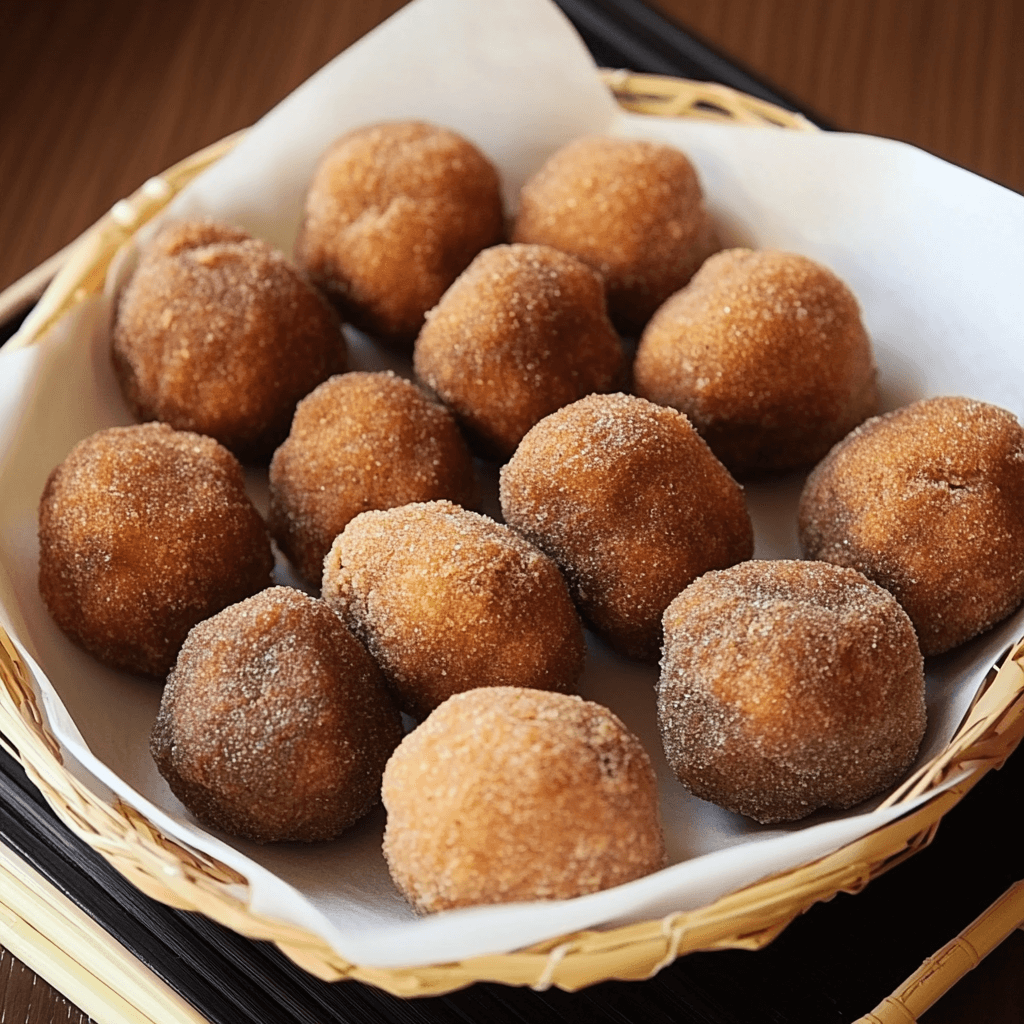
[
  {"left": 601, "top": 70, "right": 818, "bottom": 129},
  {"left": 857, "top": 880, "right": 1024, "bottom": 1024},
  {"left": 3, "top": 627, "right": 1022, "bottom": 995},
  {"left": 3, "top": 131, "right": 242, "bottom": 352},
  {"left": 0, "top": 841, "right": 210, "bottom": 1024}
]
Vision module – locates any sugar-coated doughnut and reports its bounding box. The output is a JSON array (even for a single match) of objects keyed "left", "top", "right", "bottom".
[
  {"left": 798, "top": 396, "right": 1024, "bottom": 655},
  {"left": 634, "top": 249, "right": 878, "bottom": 476},
  {"left": 38, "top": 423, "right": 274, "bottom": 677},
  {"left": 152, "top": 587, "right": 403, "bottom": 843},
  {"left": 382, "top": 687, "right": 666, "bottom": 913},
  {"left": 499, "top": 393, "right": 753, "bottom": 661},
  {"left": 113, "top": 221, "right": 345, "bottom": 462},
  {"left": 512, "top": 135, "right": 719, "bottom": 333},
  {"left": 296, "top": 121, "right": 504, "bottom": 346},
  {"left": 413, "top": 243, "right": 624, "bottom": 459},
  {"left": 269, "top": 371, "right": 476, "bottom": 585},
  {"left": 321, "top": 501, "right": 585, "bottom": 719},
  {"left": 658, "top": 560, "right": 927, "bottom": 823}
]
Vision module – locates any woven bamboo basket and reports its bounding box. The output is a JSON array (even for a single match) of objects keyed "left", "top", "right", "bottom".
[{"left": 1, "top": 73, "right": 1023, "bottom": 1020}]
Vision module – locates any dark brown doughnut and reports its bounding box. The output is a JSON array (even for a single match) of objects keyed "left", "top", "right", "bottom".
[{"left": 152, "top": 587, "right": 403, "bottom": 843}]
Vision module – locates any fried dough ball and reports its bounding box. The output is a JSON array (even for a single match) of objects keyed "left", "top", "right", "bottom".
[
  {"left": 499, "top": 393, "right": 753, "bottom": 661},
  {"left": 113, "top": 221, "right": 345, "bottom": 462},
  {"left": 295, "top": 121, "right": 504, "bottom": 346},
  {"left": 269, "top": 371, "right": 476, "bottom": 585},
  {"left": 382, "top": 687, "right": 666, "bottom": 913},
  {"left": 413, "top": 243, "right": 624, "bottom": 459},
  {"left": 634, "top": 249, "right": 878, "bottom": 476},
  {"left": 658, "top": 560, "right": 927, "bottom": 823},
  {"left": 321, "top": 501, "right": 585, "bottom": 719},
  {"left": 799, "top": 396, "right": 1024, "bottom": 655},
  {"left": 512, "top": 135, "right": 719, "bottom": 333},
  {"left": 152, "top": 587, "right": 403, "bottom": 843},
  {"left": 38, "top": 423, "right": 274, "bottom": 677}
]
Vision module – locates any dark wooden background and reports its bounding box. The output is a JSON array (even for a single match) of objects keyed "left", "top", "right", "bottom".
[{"left": 2, "top": 1, "right": 1022, "bottom": 1021}]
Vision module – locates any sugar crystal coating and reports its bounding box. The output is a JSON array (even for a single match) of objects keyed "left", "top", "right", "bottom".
[
  {"left": 321, "top": 501, "right": 585, "bottom": 719},
  {"left": 634, "top": 248, "right": 878, "bottom": 475},
  {"left": 413, "top": 243, "right": 625, "bottom": 459},
  {"left": 512, "top": 135, "right": 719, "bottom": 333},
  {"left": 799, "top": 396, "right": 1024, "bottom": 655},
  {"left": 658, "top": 560, "right": 927, "bottom": 823},
  {"left": 382, "top": 687, "right": 666, "bottom": 913},
  {"left": 269, "top": 371, "right": 476, "bottom": 585},
  {"left": 113, "top": 220, "right": 346, "bottom": 462},
  {"left": 38, "top": 422, "right": 274, "bottom": 677},
  {"left": 296, "top": 121, "right": 504, "bottom": 346},
  {"left": 500, "top": 393, "right": 754, "bottom": 661},
  {"left": 152, "top": 586, "right": 403, "bottom": 843}
]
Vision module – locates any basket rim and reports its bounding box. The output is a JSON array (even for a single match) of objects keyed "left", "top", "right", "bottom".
[
  {"left": 4, "top": 621, "right": 1022, "bottom": 995},
  {"left": 1, "top": 72, "right": 1022, "bottom": 998}
]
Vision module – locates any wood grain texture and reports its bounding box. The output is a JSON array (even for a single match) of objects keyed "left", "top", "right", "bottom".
[
  {"left": 1, "top": 0, "right": 1022, "bottom": 295},
  {"left": 0, "top": 948, "right": 91, "bottom": 1024},
  {"left": 0, "top": 0, "right": 408, "bottom": 294},
  {"left": 1, "top": 2, "right": 1022, "bottom": 1022},
  {"left": 652, "top": 0, "right": 1024, "bottom": 193}
]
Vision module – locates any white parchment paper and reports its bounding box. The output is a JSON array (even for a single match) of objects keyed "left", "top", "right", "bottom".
[{"left": 2, "top": 0, "right": 1023, "bottom": 969}]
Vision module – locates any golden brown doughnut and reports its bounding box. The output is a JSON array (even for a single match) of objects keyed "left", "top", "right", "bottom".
[
  {"left": 658, "top": 560, "right": 927, "bottom": 824},
  {"left": 499, "top": 393, "right": 753, "bottom": 661},
  {"left": 511, "top": 135, "right": 719, "bottom": 333},
  {"left": 382, "top": 687, "right": 666, "bottom": 913},
  {"left": 112, "top": 220, "right": 345, "bottom": 462},
  {"left": 413, "top": 243, "right": 625, "bottom": 459},
  {"left": 38, "top": 423, "right": 274, "bottom": 677},
  {"left": 152, "top": 587, "right": 403, "bottom": 843},
  {"left": 798, "top": 396, "right": 1024, "bottom": 655},
  {"left": 295, "top": 121, "right": 504, "bottom": 346},
  {"left": 634, "top": 249, "right": 878, "bottom": 476},
  {"left": 321, "top": 501, "right": 585, "bottom": 719},
  {"left": 268, "top": 371, "right": 476, "bottom": 585}
]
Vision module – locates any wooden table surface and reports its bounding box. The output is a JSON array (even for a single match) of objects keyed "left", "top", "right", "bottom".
[{"left": 1, "top": 2, "right": 1022, "bottom": 1022}]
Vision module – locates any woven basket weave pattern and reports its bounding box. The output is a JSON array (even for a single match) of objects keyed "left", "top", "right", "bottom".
[{"left": 1, "top": 74, "right": 1022, "bottom": 1001}]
